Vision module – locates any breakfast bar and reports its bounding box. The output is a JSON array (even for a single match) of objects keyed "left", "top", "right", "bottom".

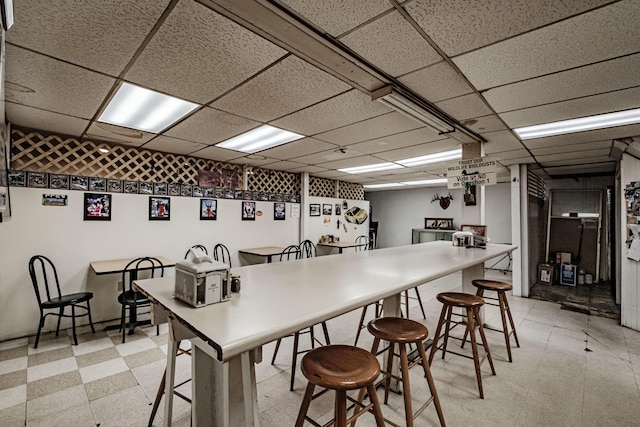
[{"left": 134, "top": 241, "right": 516, "bottom": 426}]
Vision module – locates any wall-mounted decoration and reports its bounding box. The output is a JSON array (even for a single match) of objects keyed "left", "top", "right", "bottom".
[
  {"left": 344, "top": 206, "right": 368, "bottom": 224},
  {"left": 43, "top": 194, "right": 68, "bottom": 207},
  {"left": 222, "top": 168, "right": 238, "bottom": 189},
  {"left": 139, "top": 182, "right": 153, "bottom": 194},
  {"left": 50, "top": 174, "right": 70, "bottom": 190},
  {"left": 274, "top": 202, "right": 285, "bottom": 220},
  {"left": 168, "top": 183, "right": 180, "bottom": 196},
  {"left": 204, "top": 187, "right": 215, "bottom": 197},
  {"left": 124, "top": 180, "right": 138, "bottom": 194},
  {"left": 258, "top": 191, "right": 268, "bottom": 201},
  {"left": 310, "top": 203, "right": 320, "bottom": 216},
  {"left": 322, "top": 204, "right": 332, "bottom": 215},
  {"left": 200, "top": 198, "right": 217, "bottom": 220},
  {"left": 464, "top": 184, "right": 477, "bottom": 206},
  {"left": 242, "top": 201, "right": 256, "bottom": 221},
  {"left": 180, "top": 184, "right": 192, "bottom": 197},
  {"left": 154, "top": 182, "right": 167, "bottom": 195},
  {"left": 192, "top": 186, "right": 203, "bottom": 197},
  {"left": 107, "top": 179, "right": 123, "bottom": 193},
  {"left": 424, "top": 217, "right": 454, "bottom": 230},
  {"left": 224, "top": 189, "right": 234, "bottom": 199},
  {"left": 214, "top": 188, "right": 224, "bottom": 198},
  {"left": 8, "top": 170, "right": 26, "bottom": 187},
  {"left": 84, "top": 193, "right": 111, "bottom": 221},
  {"left": 335, "top": 204, "right": 341, "bottom": 215},
  {"left": 70, "top": 176, "right": 88, "bottom": 191},
  {"left": 431, "top": 192, "right": 454, "bottom": 210},
  {"left": 28, "top": 172, "right": 48, "bottom": 188},
  {"left": 89, "top": 177, "right": 106, "bottom": 192},
  {"left": 291, "top": 204, "right": 300, "bottom": 218},
  {"left": 149, "top": 196, "right": 170, "bottom": 220},
  {"left": 234, "top": 190, "right": 244, "bottom": 199},
  {"left": 198, "top": 169, "right": 219, "bottom": 188}
]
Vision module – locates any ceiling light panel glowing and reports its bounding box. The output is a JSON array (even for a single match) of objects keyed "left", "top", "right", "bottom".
[
  {"left": 397, "top": 149, "right": 462, "bottom": 167},
  {"left": 363, "top": 183, "right": 405, "bottom": 188},
  {"left": 99, "top": 83, "right": 199, "bottom": 133},
  {"left": 216, "top": 125, "right": 304, "bottom": 153},
  {"left": 514, "top": 108, "right": 640, "bottom": 140},
  {"left": 400, "top": 179, "right": 447, "bottom": 185},
  {"left": 338, "top": 162, "right": 403, "bottom": 174}
]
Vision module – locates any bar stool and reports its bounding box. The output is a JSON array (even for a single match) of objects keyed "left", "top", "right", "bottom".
[
  {"left": 468, "top": 279, "right": 520, "bottom": 362},
  {"left": 361, "top": 317, "right": 445, "bottom": 427},
  {"left": 295, "top": 345, "right": 385, "bottom": 427},
  {"left": 428, "top": 292, "right": 495, "bottom": 399}
]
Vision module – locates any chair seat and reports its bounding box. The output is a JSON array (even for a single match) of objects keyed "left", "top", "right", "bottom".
[
  {"left": 367, "top": 317, "right": 428, "bottom": 343},
  {"left": 472, "top": 279, "right": 513, "bottom": 291},
  {"left": 42, "top": 292, "right": 93, "bottom": 308},
  {"left": 118, "top": 290, "right": 150, "bottom": 306},
  {"left": 301, "top": 345, "right": 380, "bottom": 391},
  {"left": 436, "top": 292, "right": 484, "bottom": 307}
]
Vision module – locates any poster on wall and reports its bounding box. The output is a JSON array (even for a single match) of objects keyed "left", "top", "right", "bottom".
[
  {"left": 149, "top": 196, "right": 170, "bottom": 220},
  {"left": 242, "top": 201, "right": 256, "bottom": 220},
  {"left": 274, "top": 202, "right": 285, "bottom": 220},
  {"left": 291, "top": 204, "right": 300, "bottom": 218},
  {"left": 310, "top": 203, "right": 320, "bottom": 216},
  {"left": 200, "top": 198, "right": 217, "bottom": 220},
  {"left": 84, "top": 193, "right": 111, "bottom": 221}
]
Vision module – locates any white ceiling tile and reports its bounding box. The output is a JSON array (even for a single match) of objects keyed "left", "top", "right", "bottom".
[
  {"left": 530, "top": 141, "right": 612, "bottom": 157},
  {"left": 188, "top": 145, "right": 246, "bottom": 162},
  {"left": 485, "top": 54, "right": 640, "bottom": 113},
  {"left": 211, "top": 55, "right": 351, "bottom": 122},
  {"left": 464, "top": 114, "right": 508, "bottom": 134},
  {"left": 165, "top": 107, "right": 260, "bottom": 145},
  {"left": 125, "top": 0, "right": 286, "bottom": 104},
  {"left": 345, "top": 128, "right": 446, "bottom": 154},
  {"left": 499, "top": 86, "right": 640, "bottom": 128},
  {"left": 544, "top": 162, "right": 616, "bottom": 175},
  {"left": 435, "top": 93, "right": 493, "bottom": 121},
  {"left": 6, "top": 0, "right": 167, "bottom": 75},
  {"left": 315, "top": 112, "right": 422, "bottom": 145},
  {"left": 280, "top": 0, "right": 391, "bottom": 37},
  {"left": 340, "top": 11, "right": 442, "bottom": 77},
  {"left": 453, "top": 1, "right": 640, "bottom": 89},
  {"left": 270, "top": 90, "right": 389, "bottom": 135},
  {"left": 258, "top": 138, "right": 337, "bottom": 160},
  {"left": 142, "top": 136, "right": 208, "bottom": 155},
  {"left": 292, "top": 148, "right": 365, "bottom": 165},
  {"left": 482, "top": 130, "right": 525, "bottom": 154},
  {"left": 5, "top": 46, "right": 115, "bottom": 120},
  {"left": 6, "top": 103, "right": 89, "bottom": 138},
  {"left": 536, "top": 150, "right": 611, "bottom": 164},
  {"left": 286, "top": 165, "right": 329, "bottom": 174},
  {"left": 373, "top": 139, "right": 462, "bottom": 162},
  {"left": 312, "top": 154, "right": 384, "bottom": 169},
  {"left": 522, "top": 123, "right": 640, "bottom": 150},
  {"left": 491, "top": 149, "right": 533, "bottom": 161},
  {"left": 232, "top": 156, "right": 280, "bottom": 167},
  {"left": 399, "top": 61, "right": 474, "bottom": 103},
  {"left": 257, "top": 160, "right": 306, "bottom": 171},
  {"left": 85, "top": 123, "right": 154, "bottom": 147},
  {"left": 310, "top": 170, "right": 348, "bottom": 179},
  {"left": 406, "top": 0, "right": 610, "bottom": 56}
]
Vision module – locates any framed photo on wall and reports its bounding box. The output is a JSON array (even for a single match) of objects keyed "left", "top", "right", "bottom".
[
  {"left": 274, "top": 202, "right": 285, "bottom": 220},
  {"left": 200, "top": 198, "right": 217, "bottom": 220},
  {"left": 310, "top": 203, "right": 320, "bottom": 216},
  {"left": 322, "top": 204, "right": 332, "bottom": 215},
  {"left": 84, "top": 193, "right": 112, "bottom": 221},
  {"left": 242, "top": 201, "right": 256, "bottom": 220},
  {"left": 149, "top": 196, "right": 170, "bottom": 220}
]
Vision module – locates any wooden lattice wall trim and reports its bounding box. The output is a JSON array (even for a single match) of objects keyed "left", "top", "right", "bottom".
[
  {"left": 309, "top": 176, "right": 336, "bottom": 198},
  {"left": 338, "top": 181, "right": 365, "bottom": 200},
  {"left": 246, "top": 168, "right": 300, "bottom": 195}
]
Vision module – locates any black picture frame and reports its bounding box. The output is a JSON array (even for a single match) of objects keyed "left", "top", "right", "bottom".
[
  {"left": 274, "top": 202, "right": 285, "bottom": 220},
  {"left": 123, "top": 180, "right": 138, "bottom": 194},
  {"left": 50, "top": 174, "right": 70, "bottom": 190},
  {"left": 70, "top": 175, "right": 88, "bottom": 191},
  {"left": 310, "top": 203, "right": 320, "bottom": 216},
  {"left": 242, "top": 201, "right": 256, "bottom": 220},
  {"left": 149, "top": 196, "right": 170, "bottom": 220},
  {"left": 83, "top": 193, "right": 112, "bottom": 221},
  {"left": 168, "top": 183, "right": 181, "bottom": 196},
  {"left": 28, "top": 172, "right": 48, "bottom": 188},
  {"left": 322, "top": 204, "right": 332, "bottom": 215},
  {"left": 8, "top": 170, "right": 26, "bottom": 187},
  {"left": 89, "top": 177, "right": 106, "bottom": 192},
  {"left": 139, "top": 182, "right": 153, "bottom": 194},
  {"left": 200, "top": 198, "right": 217, "bottom": 220},
  {"left": 154, "top": 182, "right": 167, "bottom": 195},
  {"left": 107, "top": 179, "right": 122, "bottom": 193}
]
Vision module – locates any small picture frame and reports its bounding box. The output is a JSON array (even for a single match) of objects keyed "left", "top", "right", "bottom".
[
  {"left": 274, "top": 202, "right": 286, "bottom": 220},
  {"left": 200, "top": 198, "right": 217, "bottom": 220},
  {"left": 168, "top": 183, "right": 181, "bottom": 196},
  {"left": 139, "top": 182, "right": 153, "bottom": 195},
  {"left": 437, "top": 218, "right": 454, "bottom": 230},
  {"left": 180, "top": 184, "right": 192, "bottom": 197},
  {"left": 242, "top": 201, "right": 256, "bottom": 220},
  {"left": 70, "top": 175, "right": 88, "bottom": 191},
  {"left": 310, "top": 203, "right": 320, "bottom": 217},
  {"left": 424, "top": 218, "right": 438, "bottom": 229},
  {"left": 28, "top": 172, "right": 48, "bottom": 188},
  {"left": 204, "top": 187, "right": 215, "bottom": 197},
  {"left": 322, "top": 204, "right": 332, "bottom": 215},
  {"left": 8, "top": 170, "right": 26, "bottom": 187},
  {"left": 154, "top": 182, "right": 167, "bottom": 195},
  {"left": 192, "top": 186, "right": 203, "bottom": 197},
  {"left": 214, "top": 188, "right": 224, "bottom": 198},
  {"left": 224, "top": 189, "right": 234, "bottom": 199},
  {"left": 149, "top": 196, "right": 170, "bottom": 220},
  {"left": 84, "top": 193, "right": 112, "bottom": 221},
  {"left": 335, "top": 204, "right": 341, "bottom": 215},
  {"left": 107, "top": 179, "right": 123, "bottom": 193},
  {"left": 234, "top": 190, "right": 244, "bottom": 200},
  {"left": 123, "top": 180, "right": 138, "bottom": 194},
  {"left": 50, "top": 174, "right": 70, "bottom": 190}
]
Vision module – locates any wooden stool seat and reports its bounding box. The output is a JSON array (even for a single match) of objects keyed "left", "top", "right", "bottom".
[
  {"left": 470, "top": 279, "right": 520, "bottom": 362},
  {"left": 361, "top": 317, "right": 445, "bottom": 427},
  {"left": 429, "top": 292, "right": 496, "bottom": 399},
  {"left": 296, "top": 345, "right": 385, "bottom": 427}
]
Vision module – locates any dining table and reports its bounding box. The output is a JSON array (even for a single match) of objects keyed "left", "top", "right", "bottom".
[
  {"left": 134, "top": 241, "right": 517, "bottom": 426},
  {"left": 316, "top": 240, "right": 365, "bottom": 254},
  {"left": 238, "top": 246, "right": 286, "bottom": 263}
]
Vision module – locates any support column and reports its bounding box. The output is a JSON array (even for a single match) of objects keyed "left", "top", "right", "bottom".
[{"left": 461, "top": 143, "right": 484, "bottom": 296}]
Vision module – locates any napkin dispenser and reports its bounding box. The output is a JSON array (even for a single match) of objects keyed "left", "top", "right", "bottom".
[
  {"left": 174, "top": 249, "right": 230, "bottom": 307},
  {"left": 452, "top": 231, "right": 474, "bottom": 247}
]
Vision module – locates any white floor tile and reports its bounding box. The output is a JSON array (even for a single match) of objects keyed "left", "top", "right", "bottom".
[
  {"left": 71, "top": 337, "right": 114, "bottom": 356},
  {"left": 0, "top": 356, "right": 27, "bottom": 375},
  {"left": 115, "top": 337, "right": 157, "bottom": 357},
  {"left": 78, "top": 358, "right": 129, "bottom": 383},
  {"left": 0, "top": 384, "right": 26, "bottom": 411},
  {"left": 26, "top": 357, "right": 77, "bottom": 382},
  {"left": 0, "top": 338, "right": 28, "bottom": 351}
]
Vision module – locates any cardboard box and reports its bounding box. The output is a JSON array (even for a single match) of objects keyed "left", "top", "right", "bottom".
[
  {"left": 560, "top": 264, "right": 577, "bottom": 286},
  {"left": 556, "top": 252, "right": 572, "bottom": 265},
  {"left": 538, "top": 264, "right": 554, "bottom": 285}
]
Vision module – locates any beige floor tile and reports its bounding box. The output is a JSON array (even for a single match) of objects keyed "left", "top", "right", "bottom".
[
  {"left": 0, "top": 338, "right": 29, "bottom": 351},
  {"left": 26, "top": 401, "right": 95, "bottom": 427},
  {"left": 0, "top": 402, "right": 26, "bottom": 427},
  {"left": 26, "top": 370, "right": 82, "bottom": 400},
  {"left": 75, "top": 346, "right": 120, "bottom": 369},
  {"left": 71, "top": 336, "right": 114, "bottom": 356},
  {"left": 27, "top": 336, "right": 71, "bottom": 355},
  {"left": 90, "top": 385, "right": 152, "bottom": 427},
  {"left": 0, "top": 345, "right": 28, "bottom": 362},
  {"left": 0, "top": 355, "right": 27, "bottom": 376},
  {"left": 84, "top": 370, "right": 139, "bottom": 401},
  {"left": 115, "top": 336, "right": 157, "bottom": 357},
  {"left": 26, "top": 357, "right": 77, "bottom": 383},
  {"left": 123, "top": 347, "right": 166, "bottom": 369},
  {"left": 26, "top": 384, "right": 88, "bottom": 422},
  {"left": 27, "top": 346, "right": 74, "bottom": 367},
  {"left": 78, "top": 357, "right": 128, "bottom": 383},
  {"left": 0, "top": 384, "right": 26, "bottom": 411}
]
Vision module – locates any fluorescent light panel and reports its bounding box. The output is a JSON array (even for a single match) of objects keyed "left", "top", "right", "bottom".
[
  {"left": 372, "top": 86, "right": 455, "bottom": 134},
  {"left": 397, "top": 149, "right": 462, "bottom": 167},
  {"left": 99, "top": 83, "right": 199, "bottom": 133},
  {"left": 363, "top": 183, "right": 405, "bottom": 189},
  {"left": 338, "top": 162, "right": 403, "bottom": 174},
  {"left": 400, "top": 178, "right": 447, "bottom": 185},
  {"left": 216, "top": 125, "right": 304, "bottom": 153},
  {"left": 514, "top": 108, "right": 640, "bottom": 140}
]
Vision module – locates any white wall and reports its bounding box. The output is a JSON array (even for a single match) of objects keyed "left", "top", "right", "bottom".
[
  {"left": 0, "top": 187, "right": 299, "bottom": 341},
  {"left": 620, "top": 154, "right": 640, "bottom": 330}
]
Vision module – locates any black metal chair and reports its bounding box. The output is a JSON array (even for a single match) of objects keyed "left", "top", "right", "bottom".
[
  {"left": 298, "top": 240, "right": 316, "bottom": 258},
  {"left": 118, "top": 257, "right": 164, "bottom": 343},
  {"left": 279, "top": 244, "right": 301, "bottom": 261},
  {"left": 184, "top": 244, "right": 208, "bottom": 259},
  {"left": 355, "top": 235, "right": 369, "bottom": 251},
  {"left": 213, "top": 243, "right": 232, "bottom": 267},
  {"left": 28, "top": 255, "right": 95, "bottom": 348}
]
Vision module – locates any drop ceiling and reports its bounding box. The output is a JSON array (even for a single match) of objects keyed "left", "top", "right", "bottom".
[{"left": 4, "top": 0, "right": 640, "bottom": 191}]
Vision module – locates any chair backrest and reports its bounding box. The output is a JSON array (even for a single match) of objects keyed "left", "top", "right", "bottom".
[
  {"left": 355, "top": 235, "right": 369, "bottom": 251},
  {"left": 184, "top": 244, "right": 208, "bottom": 259},
  {"left": 28, "top": 255, "right": 61, "bottom": 306},
  {"left": 122, "top": 257, "right": 164, "bottom": 292},
  {"left": 460, "top": 224, "right": 487, "bottom": 237},
  {"left": 280, "top": 244, "right": 301, "bottom": 261},
  {"left": 299, "top": 240, "right": 317, "bottom": 258},
  {"left": 213, "top": 243, "right": 232, "bottom": 267}
]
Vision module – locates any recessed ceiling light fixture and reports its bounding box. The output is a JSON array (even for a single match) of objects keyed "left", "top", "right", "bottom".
[
  {"left": 338, "top": 162, "right": 403, "bottom": 174},
  {"left": 400, "top": 178, "right": 448, "bottom": 185},
  {"left": 514, "top": 108, "right": 640, "bottom": 140},
  {"left": 98, "top": 82, "right": 199, "bottom": 133},
  {"left": 397, "top": 149, "right": 462, "bottom": 167},
  {"left": 216, "top": 125, "right": 304, "bottom": 153},
  {"left": 363, "top": 183, "right": 405, "bottom": 189},
  {"left": 372, "top": 86, "right": 455, "bottom": 134}
]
